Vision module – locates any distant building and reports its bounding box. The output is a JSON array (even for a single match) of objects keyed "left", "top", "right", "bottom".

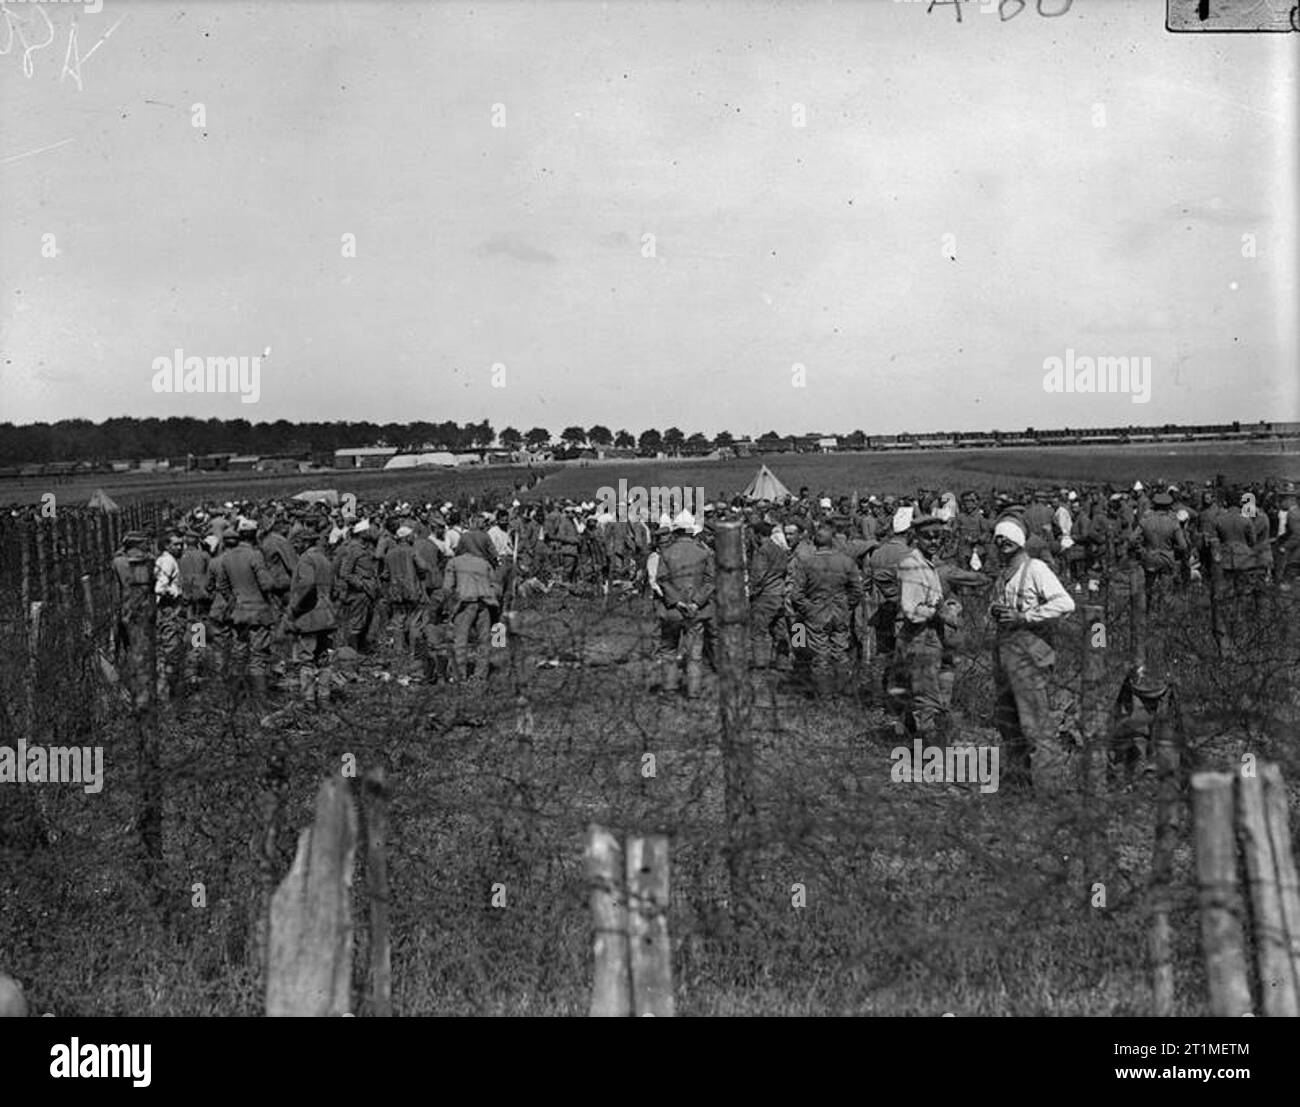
[
  {"left": 817, "top": 436, "right": 839, "bottom": 453},
  {"left": 228, "top": 455, "right": 260, "bottom": 471},
  {"left": 255, "top": 456, "right": 305, "bottom": 473},
  {"left": 196, "top": 453, "right": 234, "bottom": 471},
  {"left": 334, "top": 446, "right": 398, "bottom": 469}
]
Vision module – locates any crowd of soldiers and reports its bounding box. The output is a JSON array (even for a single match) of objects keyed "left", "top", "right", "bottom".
[{"left": 105, "top": 475, "right": 1298, "bottom": 785}]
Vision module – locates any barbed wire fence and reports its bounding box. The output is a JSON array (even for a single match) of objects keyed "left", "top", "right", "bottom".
[{"left": 1, "top": 505, "right": 1298, "bottom": 1015}]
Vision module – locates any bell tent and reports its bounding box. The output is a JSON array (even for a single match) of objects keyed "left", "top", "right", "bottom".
[{"left": 742, "top": 464, "right": 791, "bottom": 502}]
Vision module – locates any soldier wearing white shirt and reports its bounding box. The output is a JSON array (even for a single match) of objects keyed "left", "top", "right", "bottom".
[
  {"left": 990, "top": 518, "right": 1076, "bottom": 791},
  {"left": 154, "top": 533, "right": 186, "bottom": 698},
  {"left": 895, "top": 515, "right": 954, "bottom": 739}
]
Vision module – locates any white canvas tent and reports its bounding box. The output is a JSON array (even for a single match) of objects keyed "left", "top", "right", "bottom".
[
  {"left": 86, "top": 488, "right": 120, "bottom": 512},
  {"left": 292, "top": 489, "right": 341, "bottom": 507},
  {"left": 384, "top": 451, "right": 458, "bottom": 470},
  {"left": 742, "top": 464, "right": 791, "bottom": 501}
]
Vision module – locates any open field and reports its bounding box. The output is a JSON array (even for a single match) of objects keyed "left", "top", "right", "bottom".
[
  {"left": 4, "top": 442, "right": 1295, "bottom": 514},
  {"left": 541, "top": 442, "right": 1300, "bottom": 504}
]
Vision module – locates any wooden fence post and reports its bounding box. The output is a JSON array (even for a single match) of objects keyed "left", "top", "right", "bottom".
[
  {"left": 20, "top": 518, "right": 32, "bottom": 626},
  {"left": 1235, "top": 767, "right": 1299, "bottom": 1016},
  {"left": 267, "top": 773, "right": 357, "bottom": 1017},
  {"left": 1191, "top": 771, "right": 1252, "bottom": 1016},
  {"left": 250, "top": 742, "right": 287, "bottom": 982},
  {"left": 36, "top": 517, "right": 50, "bottom": 604},
  {"left": 1129, "top": 567, "right": 1147, "bottom": 669},
  {"left": 1079, "top": 604, "right": 1107, "bottom": 901},
  {"left": 1261, "top": 764, "right": 1300, "bottom": 1002},
  {"left": 626, "top": 834, "right": 673, "bottom": 1017},
  {"left": 585, "top": 825, "right": 630, "bottom": 1017},
  {"left": 27, "top": 601, "right": 43, "bottom": 741},
  {"left": 362, "top": 768, "right": 392, "bottom": 1017},
  {"left": 506, "top": 611, "right": 535, "bottom": 814},
  {"left": 1148, "top": 705, "right": 1179, "bottom": 1016},
  {"left": 714, "top": 522, "right": 755, "bottom": 926},
  {"left": 80, "top": 576, "right": 95, "bottom": 641}
]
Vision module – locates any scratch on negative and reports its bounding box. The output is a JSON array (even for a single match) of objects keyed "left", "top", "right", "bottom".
[{"left": 1, "top": 138, "right": 75, "bottom": 165}]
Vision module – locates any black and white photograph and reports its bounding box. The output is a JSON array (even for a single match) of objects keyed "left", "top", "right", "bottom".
[{"left": 1, "top": 0, "right": 1298, "bottom": 1067}]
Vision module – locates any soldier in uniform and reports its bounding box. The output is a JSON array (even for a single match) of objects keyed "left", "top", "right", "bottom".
[
  {"left": 954, "top": 491, "right": 991, "bottom": 573},
  {"left": 153, "top": 532, "right": 186, "bottom": 699},
  {"left": 894, "top": 515, "right": 954, "bottom": 738},
  {"left": 787, "top": 519, "right": 863, "bottom": 698},
  {"left": 654, "top": 511, "right": 715, "bottom": 699},
  {"left": 178, "top": 529, "right": 211, "bottom": 688},
  {"left": 111, "top": 531, "right": 156, "bottom": 707},
  {"left": 260, "top": 514, "right": 298, "bottom": 642},
  {"left": 287, "top": 522, "right": 337, "bottom": 706},
  {"left": 383, "top": 525, "right": 435, "bottom": 655},
  {"left": 989, "top": 518, "right": 1076, "bottom": 792},
  {"left": 747, "top": 521, "right": 789, "bottom": 670},
  {"left": 336, "top": 519, "right": 381, "bottom": 652},
  {"left": 444, "top": 529, "right": 502, "bottom": 683},
  {"left": 1213, "top": 492, "right": 1258, "bottom": 618},
  {"left": 1138, "top": 491, "right": 1189, "bottom": 612},
  {"left": 1276, "top": 487, "right": 1299, "bottom": 590},
  {"left": 212, "top": 517, "right": 276, "bottom": 695},
  {"left": 865, "top": 507, "right": 914, "bottom": 702}
]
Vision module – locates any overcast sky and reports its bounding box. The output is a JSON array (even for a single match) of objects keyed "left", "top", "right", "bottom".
[{"left": 1, "top": 0, "right": 1296, "bottom": 437}]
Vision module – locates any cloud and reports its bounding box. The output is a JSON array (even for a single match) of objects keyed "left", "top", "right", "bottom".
[{"left": 477, "top": 234, "right": 557, "bottom": 265}]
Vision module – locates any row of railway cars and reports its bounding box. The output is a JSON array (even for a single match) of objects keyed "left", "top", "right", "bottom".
[{"left": 863, "top": 421, "right": 1300, "bottom": 451}]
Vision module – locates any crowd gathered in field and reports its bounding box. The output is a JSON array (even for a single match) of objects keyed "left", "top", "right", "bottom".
[{"left": 79, "top": 471, "right": 1299, "bottom": 792}]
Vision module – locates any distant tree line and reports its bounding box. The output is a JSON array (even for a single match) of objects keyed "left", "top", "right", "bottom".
[
  {"left": 0, "top": 418, "right": 781, "bottom": 466},
  {"left": 0, "top": 418, "right": 496, "bottom": 466},
  {"left": 10, "top": 417, "right": 1253, "bottom": 467}
]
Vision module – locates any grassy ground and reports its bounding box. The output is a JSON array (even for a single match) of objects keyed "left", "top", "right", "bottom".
[
  {"left": 2, "top": 570, "right": 1296, "bottom": 1016},
  {"left": 539, "top": 442, "right": 1300, "bottom": 504},
  {"left": 5, "top": 441, "right": 1295, "bottom": 513}
]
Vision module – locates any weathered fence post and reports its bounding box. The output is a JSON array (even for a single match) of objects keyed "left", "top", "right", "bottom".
[
  {"left": 1129, "top": 567, "right": 1147, "bottom": 669},
  {"left": 1235, "top": 767, "right": 1299, "bottom": 1016},
  {"left": 27, "top": 601, "right": 43, "bottom": 741},
  {"left": 585, "top": 825, "right": 630, "bottom": 1017},
  {"left": 35, "top": 516, "right": 51, "bottom": 604},
  {"left": 506, "top": 610, "right": 535, "bottom": 813},
  {"left": 1191, "top": 771, "right": 1252, "bottom": 1016},
  {"left": 252, "top": 741, "right": 288, "bottom": 979},
  {"left": 1148, "top": 705, "right": 1180, "bottom": 1016},
  {"left": 20, "top": 518, "right": 32, "bottom": 628},
  {"left": 714, "top": 522, "right": 755, "bottom": 927},
  {"left": 626, "top": 834, "right": 673, "bottom": 1017},
  {"left": 362, "top": 768, "right": 392, "bottom": 1017},
  {"left": 1079, "top": 604, "right": 1107, "bottom": 902},
  {"left": 80, "top": 575, "right": 95, "bottom": 641},
  {"left": 267, "top": 773, "right": 357, "bottom": 1017},
  {"left": 1261, "top": 764, "right": 1300, "bottom": 1002},
  {"left": 585, "top": 826, "right": 673, "bottom": 1016}
]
